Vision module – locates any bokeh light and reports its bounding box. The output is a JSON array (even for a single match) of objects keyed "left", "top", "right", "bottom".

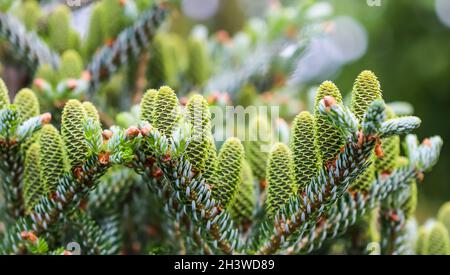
[
  {"left": 182, "top": 0, "right": 220, "bottom": 21},
  {"left": 291, "top": 16, "right": 367, "bottom": 84},
  {"left": 435, "top": 0, "right": 450, "bottom": 27}
]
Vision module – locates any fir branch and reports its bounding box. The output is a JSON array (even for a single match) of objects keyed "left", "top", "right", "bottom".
[
  {"left": 253, "top": 100, "right": 381, "bottom": 254},
  {"left": 71, "top": 210, "right": 118, "bottom": 255},
  {"left": 204, "top": 41, "right": 287, "bottom": 96},
  {"left": 131, "top": 124, "right": 241, "bottom": 255},
  {"left": 86, "top": 5, "right": 167, "bottom": 93},
  {"left": 1, "top": 122, "right": 136, "bottom": 254},
  {"left": 285, "top": 134, "right": 442, "bottom": 254},
  {"left": 380, "top": 117, "right": 421, "bottom": 138},
  {"left": 380, "top": 208, "right": 408, "bottom": 255},
  {"left": 251, "top": 98, "right": 425, "bottom": 254},
  {"left": 1, "top": 155, "right": 109, "bottom": 254},
  {"left": 0, "top": 109, "right": 47, "bottom": 224},
  {"left": 88, "top": 168, "right": 138, "bottom": 215},
  {"left": 0, "top": 12, "right": 60, "bottom": 69}
]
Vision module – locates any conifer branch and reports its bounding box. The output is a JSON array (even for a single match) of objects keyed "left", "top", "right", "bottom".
[
  {"left": 86, "top": 5, "right": 167, "bottom": 93},
  {"left": 0, "top": 12, "right": 60, "bottom": 69}
]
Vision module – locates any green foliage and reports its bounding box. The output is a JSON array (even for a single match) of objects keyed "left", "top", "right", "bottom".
[
  {"left": 82, "top": 101, "right": 100, "bottom": 124},
  {"left": 34, "top": 64, "right": 57, "bottom": 86},
  {"left": 314, "top": 81, "right": 344, "bottom": 165},
  {"left": 151, "top": 86, "right": 180, "bottom": 137},
  {"left": 416, "top": 227, "right": 428, "bottom": 255},
  {"left": 290, "top": 111, "right": 320, "bottom": 192},
  {"left": 116, "top": 111, "right": 137, "bottom": 129},
  {"left": 349, "top": 71, "right": 383, "bottom": 193},
  {"left": 403, "top": 180, "right": 417, "bottom": 220},
  {"left": 203, "top": 136, "right": 219, "bottom": 186},
  {"left": 25, "top": 237, "right": 50, "bottom": 255},
  {"left": 59, "top": 50, "right": 84, "bottom": 80},
  {"left": 148, "top": 33, "right": 185, "bottom": 88},
  {"left": 214, "top": 137, "right": 244, "bottom": 208},
  {"left": 39, "top": 124, "right": 67, "bottom": 193},
  {"left": 23, "top": 143, "right": 43, "bottom": 213},
  {"left": 351, "top": 70, "right": 383, "bottom": 122},
  {"left": 424, "top": 222, "right": 450, "bottom": 255},
  {"left": 85, "top": 3, "right": 105, "bottom": 58},
  {"left": 187, "top": 37, "right": 211, "bottom": 87},
  {"left": 349, "top": 160, "right": 376, "bottom": 193},
  {"left": 229, "top": 160, "right": 256, "bottom": 225},
  {"left": 48, "top": 6, "right": 71, "bottom": 53},
  {"left": 265, "top": 143, "right": 295, "bottom": 217},
  {"left": 61, "top": 99, "right": 88, "bottom": 169},
  {"left": 237, "top": 84, "right": 257, "bottom": 107},
  {"left": 375, "top": 104, "right": 400, "bottom": 175},
  {"left": 0, "top": 2, "right": 446, "bottom": 255},
  {"left": 244, "top": 115, "right": 272, "bottom": 182},
  {"left": 438, "top": 202, "right": 450, "bottom": 234},
  {"left": 185, "top": 94, "right": 211, "bottom": 172},
  {"left": 100, "top": 0, "right": 129, "bottom": 41},
  {"left": 15, "top": 0, "right": 41, "bottom": 31},
  {"left": 140, "top": 89, "right": 158, "bottom": 125},
  {"left": 73, "top": 211, "right": 119, "bottom": 255},
  {"left": 13, "top": 88, "right": 40, "bottom": 122},
  {"left": 0, "top": 78, "right": 10, "bottom": 109},
  {"left": 376, "top": 135, "right": 400, "bottom": 174}
]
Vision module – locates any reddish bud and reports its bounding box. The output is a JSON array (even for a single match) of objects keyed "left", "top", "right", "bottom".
[
  {"left": 62, "top": 250, "right": 72, "bottom": 255},
  {"left": 125, "top": 126, "right": 140, "bottom": 138},
  {"left": 417, "top": 172, "right": 425, "bottom": 182},
  {"left": 105, "top": 38, "right": 114, "bottom": 47},
  {"left": 323, "top": 96, "right": 337, "bottom": 109},
  {"left": 66, "top": 79, "right": 78, "bottom": 90},
  {"left": 98, "top": 152, "right": 110, "bottom": 165},
  {"left": 179, "top": 97, "right": 188, "bottom": 106},
  {"left": 140, "top": 126, "right": 152, "bottom": 137},
  {"left": 259, "top": 180, "right": 268, "bottom": 190},
  {"left": 119, "top": 0, "right": 127, "bottom": 7},
  {"left": 357, "top": 131, "right": 364, "bottom": 147},
  {"left": 390, "top": 212, "right": 400, "bottom": 222},
  {"left": 207, "top": 92, "right": 220, "bottom": 104},
  {"left": 102, "top": 130, "right": 113, "bottom": 140},
  {"left": 28, "top": 232, "right": 38, "bottom": 243},
  {"left": 33, "top": 78, "right": 45, "bottom": 90},
  {"left": 81, "top": 71, "right": 91, "bottom": 81},
  {"left": 79, "top": 199, "right": 88, "bottom": 211},
  {"left": 152, "top": 167, "right": 163, "bottom": 179},
  {"left": 20, "top": 231, "right": 29, "bottom": 239},
  {"left": 40, "top": 113, "right": 52, "bottom": 124},
  {"left": 380, "top": 172, "right": 391, "bottom": 179},
  {"left": 216, "top": 30, "right": 231, "bottom": 44},
  {"left": 375, "top": 142, "right": 384, "bottom": 159},
  {"left": 21, "top": 231, "right": 37, "bottom": 243},
  {"left": 422, "top": 138, "right": 432, "bottom": 147},
  {"left": 74, "top": 167, "right": 83, "bottom": 180},
  {"left": 161, "top": 154, "right": 171, "bottom": 163}
]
